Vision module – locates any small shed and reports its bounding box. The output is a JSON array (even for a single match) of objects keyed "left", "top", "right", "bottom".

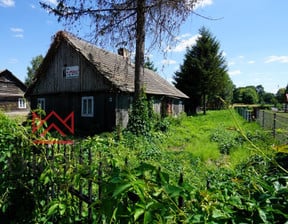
[
  {"left": 25, "top": 31, "right": 188, "bottom": 134},
  {"left": 0, "top": 69, "right": 28, "bottom": 112}
]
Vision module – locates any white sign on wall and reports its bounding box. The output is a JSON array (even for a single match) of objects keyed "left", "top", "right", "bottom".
[{"left": 65, "top": 66, "right": 79, "bottom": 79}]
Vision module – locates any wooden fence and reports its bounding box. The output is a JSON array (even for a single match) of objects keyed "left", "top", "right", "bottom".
[
  {"left": 29, "top": 144, "right": 98, "bottom": 223},
  {"left": 28, "top": 142, "right": 185, "bottom": 223},
  {"left": 235, "top": 107, "right": 288, "bottom": 143}
]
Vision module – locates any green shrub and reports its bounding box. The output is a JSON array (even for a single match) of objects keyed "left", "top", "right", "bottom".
[
  {"left": 210, "top": 126, "right": 239, "bottom": 154},
  {"left": 127, "top": 89, "right": 152, "bottom": 136},
  {"left": 0, "top": 112, "right": 34, "bottom": 223}
]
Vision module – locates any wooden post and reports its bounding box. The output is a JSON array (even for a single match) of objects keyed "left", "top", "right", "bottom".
[
  {"left": 78, "top": 147, "right": 83, "bottom": 218},
  {"left": 178, "top": 172, "right": 184, "bottom": 209},
  {"left": 177, "top": 172, "right": 184, "bottom": 224},
  {"left": 273, "top": 113, "right": 276, "bottom": 138},
  {"left": 88, "top": 147, "right": 92, "bottom": 223},
  {"left": 98, "top": 152, "right": 102, "bottom": 201},
  {"left": 262, "top": 110, "right": 265, "bottom": 128}
]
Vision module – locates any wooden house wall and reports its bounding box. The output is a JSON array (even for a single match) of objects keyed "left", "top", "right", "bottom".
[
  {"left": 151, "top": 96, "right": 184, "bottom": 117},
  {"left": 0, "top": 97, "right": 18, "bottom": 111},
  {"left": 152, "top": 98, "right": 161, "bottom": 114},
  {"left": 172, "top": 99, "right": 184, "bottom": 116},
  {"left": 30, "top": 42, "right": 110, "bottom": 95},
  {"left": 0, "top": 81, "right": 25, "bottom": 96},
  {"left": 30, "top": 92, "right": 116, "bottom": 135},
  {"left": 0, "top": 74, "right": 27, "bottom": 111},
  {"left": 114, "top": 94, "right": 185, "bottom": 128},
  {"left": 115, "top": 93, "right": 132, "bottom": 128}
]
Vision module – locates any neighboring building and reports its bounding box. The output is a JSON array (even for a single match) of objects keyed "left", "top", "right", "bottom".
[
  {"left": 0, "top": 69, "right": 28, "bottom": 112},
  {"left": 25, "top": 31, "right": 188, "bottom": 134}
]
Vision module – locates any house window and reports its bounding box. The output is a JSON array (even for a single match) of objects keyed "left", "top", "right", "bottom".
[
  {"left": 37, "top": 98, "right": 45, "bottom": 110},
  {"left": 81, "top": 96, "right": 94, "bottom": 117},
  {"left": 18, "top": 98, "right": 26, "bottom": 109}
]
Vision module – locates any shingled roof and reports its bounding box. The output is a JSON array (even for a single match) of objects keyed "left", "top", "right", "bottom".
[
  {"left": 0, "top": 69, "right": 27, "bottom": 97},
  {"left": 27, "top": 31, "right": 188, "bottom": 99}
]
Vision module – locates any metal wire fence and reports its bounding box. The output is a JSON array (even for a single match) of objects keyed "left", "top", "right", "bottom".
[{"left": 235, "top": 107, "right": 288, "bottom": 144}]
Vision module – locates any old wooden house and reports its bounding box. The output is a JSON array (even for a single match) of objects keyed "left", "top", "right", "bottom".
[
  {"left": 25, "top": 31, "right": 188, "bottom": 134},
  {"left": 0, "top": 69, "right": 28, "bottom": 112}
]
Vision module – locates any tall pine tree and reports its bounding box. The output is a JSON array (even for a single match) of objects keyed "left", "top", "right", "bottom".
[{"left": 174, "top": 27, "right": 232, "bottom": 115}]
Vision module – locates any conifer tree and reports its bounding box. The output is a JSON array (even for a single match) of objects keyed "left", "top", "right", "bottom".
[
  {"left": 25, "top": 55, "right": 43, "bottom": 86},
  {"left": 174, "top": 27, "right": 232, "bottom": 114}
]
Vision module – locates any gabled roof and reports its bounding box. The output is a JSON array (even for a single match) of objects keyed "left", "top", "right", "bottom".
[
  {"left": 26, "top": 31, "right": 188, "bottom": 99},
  {"left": 0, "top": 69, "right": 27, "bottom": 97}
]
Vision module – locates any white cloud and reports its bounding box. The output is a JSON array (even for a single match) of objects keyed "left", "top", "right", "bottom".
[
  {"left": 8, "top": 58, "right": 18, "bottom": 64},
  {"left": 10, "top": 27, "right": 24, "bottom": 38},
  {"left": 0, "top": 0, "right": 15, "bottom": 7},
  {"left": 161, "top": 59, "right": 177, "bottom": 65},
  {"left": 30, "top": 4, "right": 36, "bottom": 9},
  {"left": 175, "top": 33, "right": 191, "bottom": 40},
  {"left": 193, "top": 0, "right": 213, "bottom": 10},
  {"left": 14, "top": 34, "right": 24, "bottom": 38},
  {"left": 43, "top": 0, "right": 57, "bottom": 5},
  {"left": 10, "top": 27, "right": 24, "bottom": 33},
  {"left": 167, "top": 34, "right": 200, "bottom": 52},
  {"left": 248, "top": 60, "right": 255, "bottom": 64},
  {"left": 229, "top": 70, "right": 241, "bottom": 76},
  {"left": 265, "top": 55, "right": 288, "bottom": 64}
]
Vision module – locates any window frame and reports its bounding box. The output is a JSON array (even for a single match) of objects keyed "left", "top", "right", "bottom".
[
  {"left": 81, "top": 96, "right": 94, "bottom": 117},
  {"left": 18, "top": 98, "right": 26, "bottom": 109},
  {"left": 37, "top": 98, "right": 45, "bottom": 110}
]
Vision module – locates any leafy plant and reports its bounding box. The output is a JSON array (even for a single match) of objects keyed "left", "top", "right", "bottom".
[
  {"left": 127, "top": 88, "right": 153, "bottom": 136},
  {"left": 210, "top": 126, "right": 239, "bottom": 154},
  {"left": 0, "top": 112, "right": 34, "bottom": 223}
]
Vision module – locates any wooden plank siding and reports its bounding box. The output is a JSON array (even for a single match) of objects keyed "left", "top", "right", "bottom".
[
  {"left": 30, "top": 92, "right": 116, "bottom": 135},
  {"left": 25, "top": 31, "right": 188, "bottom": 135},
  {"left": 0, "top": 69, "right": 27, "bottom": 112},
  {"left": 31, "top": 42, "right": 110, "bottom": 95}
]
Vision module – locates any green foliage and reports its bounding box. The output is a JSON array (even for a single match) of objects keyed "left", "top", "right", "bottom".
[
  {"left": 127, "top": 88, "right": 152, "bottom": 136},
  {"left": 1, "top": 110, "right": 287, "bottom": 223},
  {"left": 210, "top": 126, "right": 239, "bottom": 154},
  {"left": 0, "top": 112, "right": 34, "bottom": 223},
  {"left": 144, "top": 57, "right": 157, "bottom": 72},
  {"left": 174, "top": 26, "right": 232, "bottom": 114},
  {"left": 25, "top": 54, "right": 43, "bottom": 86},
  {"left": 197, "top": 153, "right": 288, "bottom": 223}
]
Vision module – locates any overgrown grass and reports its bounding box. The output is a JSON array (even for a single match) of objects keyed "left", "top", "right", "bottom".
[
  {"left": 2, "top": 109, "right": 286, "bottom": 223},
  {"left": 160, "top": 110, "right": 274, "bottom": 170}
]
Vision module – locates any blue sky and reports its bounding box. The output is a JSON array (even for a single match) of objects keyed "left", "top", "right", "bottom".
[{"left": 1, "top": 0, "right": 288, "bottom": 93}]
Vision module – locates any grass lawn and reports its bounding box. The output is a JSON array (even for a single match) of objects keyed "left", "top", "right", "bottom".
[{"left": 161, "top": 109, "right": 273, "bottom": 169}]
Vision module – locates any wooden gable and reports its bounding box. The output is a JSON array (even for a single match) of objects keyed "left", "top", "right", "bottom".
[
  {"left": 28, "top": 40, "right": 110, "bottom": 96},
  {"left": 0, "top": 69, "right": 26, "bottom": 97},
  {"left": 0, "top": 69, "right": 27, "bottom": 111}
]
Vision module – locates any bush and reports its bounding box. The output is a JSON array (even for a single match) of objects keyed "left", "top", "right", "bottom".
[
  {"left": 210, "top": 126, "right": 239, "bottom": 154},
  {"left": 127, "top": 89, "right": 152, "bottom": 136},
  {"left": 0, "top": 112, "right": 35, "bottom": 223}
]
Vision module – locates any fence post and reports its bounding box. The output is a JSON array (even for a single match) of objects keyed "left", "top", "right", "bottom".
[
  {"left": 245, "top": 109, "right": 249, "bottom": 121},
  {"left": 262, "top": 110, "right": 265, "bottom": 128},
  {"left": 88, "top": 147, "right": 92, "bottom": 223},
  {"left": 98, "top": 152, "right": 102, "bottom": 200},
  {"left": 79, "top": 147, "right": 83, "bottom": 219},
  {"left": 178, "top": 172, "right": 184, "bottom": 224},
  {"left": 273, "top": 113, "right": 276, "bottom": 138}
]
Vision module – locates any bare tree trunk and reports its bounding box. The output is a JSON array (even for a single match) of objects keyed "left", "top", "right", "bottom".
[{"left": 134, "top": 0, "right": 146, "bottom": 101}]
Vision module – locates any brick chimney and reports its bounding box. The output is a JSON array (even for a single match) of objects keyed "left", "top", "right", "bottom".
[{"left": 118, "top": 48, "right": 130, "bottom": 59}]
